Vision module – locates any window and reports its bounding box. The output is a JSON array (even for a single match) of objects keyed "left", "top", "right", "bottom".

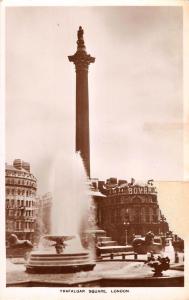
[
  {"left": 146, "top": 215, "right": 150, "bottom": 223},
  {"left": 9, "top": 210, "right": 14, "bottom": 217},
  {"left": 133, "top": 197, "right": 141, "bottom": 204},
  {"left": 153, "top": 215, "right": 158, "bottom": 222}
]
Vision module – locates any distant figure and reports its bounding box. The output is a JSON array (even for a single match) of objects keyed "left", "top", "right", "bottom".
[{"left": 8, "top": 234, "right": 33, "bottom": 248}]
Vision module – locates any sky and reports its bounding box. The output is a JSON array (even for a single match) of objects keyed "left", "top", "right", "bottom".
[{"left": 6, "top": 6, "right": 183, "bottom": 193}]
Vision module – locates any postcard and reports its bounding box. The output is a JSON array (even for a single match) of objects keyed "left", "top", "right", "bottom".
[{"left": 0, "top": 1, "right": 189, "bottom": 299}]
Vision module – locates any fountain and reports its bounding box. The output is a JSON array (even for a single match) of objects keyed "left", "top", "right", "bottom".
[{"left": 26, "top": 153, "right": 96, "bottom": 273}]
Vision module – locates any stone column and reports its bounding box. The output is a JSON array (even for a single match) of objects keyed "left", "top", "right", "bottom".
[{"left": 68, "top": 26, "right": 95, "bottom": 178}]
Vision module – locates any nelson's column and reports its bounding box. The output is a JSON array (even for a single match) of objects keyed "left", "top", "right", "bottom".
[{"left": 68, "top": 26, "right": 95, "bottom": 178}]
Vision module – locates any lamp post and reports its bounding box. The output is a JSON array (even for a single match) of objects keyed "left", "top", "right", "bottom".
[
  {"left": 123, "top": 210, "right": 130, "bottom": 245},
  {"left": 123, "top": 221, "right": 130, "bottom": 245},
  {"left": 160, "top": 214, "right": 166, "bottom": 235}
]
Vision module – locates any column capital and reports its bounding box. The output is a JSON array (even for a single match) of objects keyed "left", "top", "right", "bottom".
[
  {"left": 68, "top": 26, "right": 95, "bottom": 71},
  {"left": 68, "top": 52, "right": 95, "bottom": 71}
]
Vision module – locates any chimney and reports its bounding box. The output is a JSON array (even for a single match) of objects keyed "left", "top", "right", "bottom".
[
  {"left": 98, "top": 181, "right": 105, "bottom": 191},
  {"left": 22, "top": 161, "right": 30, "bottom": 172},
  {"left": 107, "top": 177, "right": 117, "bottom": 185},
  {"left": 118, "top": 179, "right": 128, "bottom": 185},
  {"left": 13, "top": 159, "right": 22, "bottom": 170}
]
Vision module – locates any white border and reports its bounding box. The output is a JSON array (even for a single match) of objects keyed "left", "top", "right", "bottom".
[{"left": 0, "top": 1, "right": 189, "bottom": 299}]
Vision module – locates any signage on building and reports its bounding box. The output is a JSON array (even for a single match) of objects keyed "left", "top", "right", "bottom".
[{"left": 127, "top": 186, "right": 156, "bottom": 194}]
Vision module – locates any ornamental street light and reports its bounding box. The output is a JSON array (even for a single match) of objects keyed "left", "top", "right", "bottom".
[
  {"left": 160, "top": 214, "right": 167, "bottom": 235},
  {"left": 123, "top": 209, "right": 130, "bottom": 245}
]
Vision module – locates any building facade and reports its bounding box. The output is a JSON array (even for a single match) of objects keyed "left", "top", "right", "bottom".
[
  {"left": 5, "top": 159, "right": 37, "bottom": 242},
  {"left": 93, "top": 178, "right": 169, "bottom": 245},
  {"left": 36, "top": 192, "right": 52, "bottom": 239}
]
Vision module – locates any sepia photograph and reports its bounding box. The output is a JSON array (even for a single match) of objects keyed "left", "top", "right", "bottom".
[{"left": 1, "top": 1, "right": 189, "bottom": 299}]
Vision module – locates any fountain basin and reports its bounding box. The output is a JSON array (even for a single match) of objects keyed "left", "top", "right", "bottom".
[{"left": 26, "top": 251, "right": 95, "bottom": 273}]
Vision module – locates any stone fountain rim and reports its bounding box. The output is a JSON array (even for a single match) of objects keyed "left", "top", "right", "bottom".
[{"left": 42, "top": 235, "right": 75, "bottom": 241}]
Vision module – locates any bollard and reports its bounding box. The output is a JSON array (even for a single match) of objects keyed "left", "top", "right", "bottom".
[
  {"left": 134, "top": 252, "right": 138, "bottom": 260},
  {"left": 110, "top": 253, "right": 114, "bottom": 260},
  {"left": 175, "top": 251, "right": 179, "bottom": 263},
  {"left": 122, "top": 253, "right": 125, "bottom": 260}
]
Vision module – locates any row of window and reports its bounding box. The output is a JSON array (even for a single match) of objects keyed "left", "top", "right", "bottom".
[
  {"left": 101, "top": 207, "right": 159, "bottom": 224},
  {"left": 109, "top": 213, "right": 158, "bottom": 224},
  {"left": 7, "top": 209, "right": 34, "bottom": 217},
  {"left": 6, "top": 178, "right": 36, "bottom": 187},
  {"left": 102, "top": 207, "right": 158, "bottom": 216},
  {"left": 6, "top": 171, "right": 35, "bottom": 180},
  {"left": 6, "top": 188, "right": 35, "bottom": 196},
  {"left": 6, "top": 199, "right": 35, "bottom": 207},
  {"left": 6, "top": 220, "right": 35, "bottom": 231},
  {"left": 108, "top": 197, "right": 156, "bottom": 204}
]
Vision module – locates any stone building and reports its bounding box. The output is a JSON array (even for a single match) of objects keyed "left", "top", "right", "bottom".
[
  {"left": 5, "top": 159, "right": 37, "bottom": 242},
  {"left": 93, "top": 178, "right": 169, "bottom": 245},
  {"left": 35, "top": 192, "right": 52, "bottom": 238}
]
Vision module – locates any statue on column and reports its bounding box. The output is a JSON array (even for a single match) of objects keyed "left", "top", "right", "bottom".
[
  {"left": 78, "top": 26, "right": 84, "bottom": 40},
  {"left": 76, "top": 26, "right": 86, "bottom": 52}
]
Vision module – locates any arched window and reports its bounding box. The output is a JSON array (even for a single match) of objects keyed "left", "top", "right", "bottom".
[
  {"left": 150, "top": 207, "right": 153, "bottom": 214},
  {"left": 133, "top": 197, "right": 141, "bottom": 204}
]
